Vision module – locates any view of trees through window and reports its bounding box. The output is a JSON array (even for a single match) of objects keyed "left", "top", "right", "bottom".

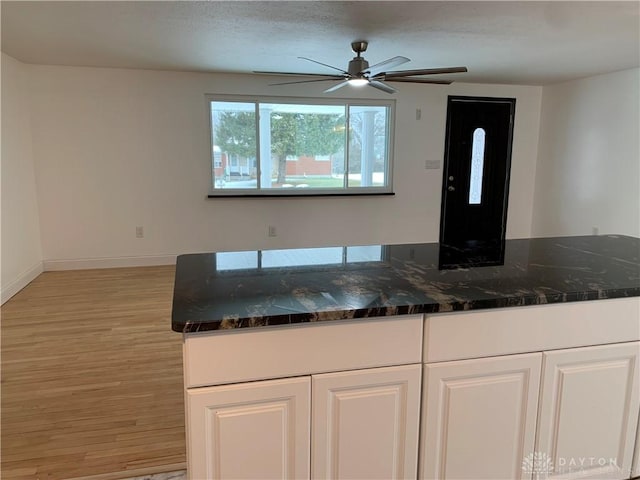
[{"left": 209, "top": 98, "right": 393, "bottom": 194}]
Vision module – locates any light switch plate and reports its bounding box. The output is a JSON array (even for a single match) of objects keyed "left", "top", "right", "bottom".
[{"left": 425, "top": 159, "right": 441, "bottom": 169}]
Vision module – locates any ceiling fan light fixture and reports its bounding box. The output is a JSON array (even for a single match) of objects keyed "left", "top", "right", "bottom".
[{"left": 347, "top": 78, "right": 368, "bottom": 87}]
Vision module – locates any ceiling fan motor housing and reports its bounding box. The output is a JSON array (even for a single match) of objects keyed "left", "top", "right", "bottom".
[{"left": 348, "top": 57, "right": 369, "bottom": 77}]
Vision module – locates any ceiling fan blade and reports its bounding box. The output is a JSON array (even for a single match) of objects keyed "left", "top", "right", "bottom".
[
  {"left": 368, "top": 80, "right": 397, "bottom": 94},
  {"left": 254, "top": 70, "right": 343, "bottom": 77},
  {"left": 299, "top": 57, "right": 349, "bottom": 75},
  {"left": 385, "top": 77, "right": 453, "bottom": 85},
  {"left": 270, "top": 76, "right": 346, "bottom": 86},
  {"left": 366, "top": 56, "right": 410, "bottom": 77},
  {"left": 378, "top": 66, "right": 468, "bottom": 79},
  {"left": 324, "top": 80, "right": 350, "bottom": 93}
]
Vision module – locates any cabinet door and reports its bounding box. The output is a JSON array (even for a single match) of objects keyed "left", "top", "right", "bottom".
[
  {"left": 420, "top": 353, "right": 542, "bottom": 480},
  {"left": 536, "top": 342, "right": 640, "bottom": 480},
  {"left": 312, "top": 364, "right": 422, "bottom": 479},
  {"left": 632, "top": 411, "right": 640, "bottom": 478},
  {"left": 186, "top": 376, "right": 310, "bottom": 480}
]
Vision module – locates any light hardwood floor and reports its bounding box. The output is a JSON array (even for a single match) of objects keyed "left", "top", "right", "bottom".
[{"left": 1, "top": 266, "right": 186, "bottom": 480}]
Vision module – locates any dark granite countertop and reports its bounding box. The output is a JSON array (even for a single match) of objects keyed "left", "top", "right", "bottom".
[{"left": 171, "top": 235, "right": 640, "bottom": 333}]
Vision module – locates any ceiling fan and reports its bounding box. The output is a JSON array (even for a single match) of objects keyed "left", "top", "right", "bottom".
[{"left": 254, "top": 41, "right": 468, "bottom": 94}]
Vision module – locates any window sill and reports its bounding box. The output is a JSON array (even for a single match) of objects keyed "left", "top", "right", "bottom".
[{"left": 207, "top": 192, "right": 395, "bottom": 198}]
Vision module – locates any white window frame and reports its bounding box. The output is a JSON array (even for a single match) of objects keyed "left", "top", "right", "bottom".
[{"left": 206, "top": 94, "right": 395, "bottom": 197}]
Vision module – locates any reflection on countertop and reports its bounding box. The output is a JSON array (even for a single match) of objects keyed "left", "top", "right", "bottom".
[{"left": 438, "top": 239, "right": 506, "bottom": 269}]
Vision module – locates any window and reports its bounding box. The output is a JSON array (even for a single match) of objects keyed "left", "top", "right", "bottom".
[
  {"left": 213, "top": 146, "right": 222, "bottom": 168},
  {"left": 468, "top": 127, "right": 486, "bottom": 205},
  {"left": 207, "top": 95, "right": 394, "bottom": 196}
]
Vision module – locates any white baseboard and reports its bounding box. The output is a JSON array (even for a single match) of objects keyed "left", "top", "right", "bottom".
[
  {"left": 2, "top": 255, "right": 177, "bottom": 304},
  {"left": 43, "top": 254, "right": 177, "bottom": 271},
  {"left": 1, "top": 261, "right": 44, "bottom": 304}
]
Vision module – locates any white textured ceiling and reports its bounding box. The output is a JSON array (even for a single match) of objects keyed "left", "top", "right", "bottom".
[{"left": 1, "top": 1, "right": 639, "bottom": 85}]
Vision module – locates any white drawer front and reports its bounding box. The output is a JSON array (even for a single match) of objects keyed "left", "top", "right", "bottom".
[
  {"left": 424, "top": 298, "right": 640, "bottom": 363},
  {"left": 184, "top": 315, "right": 423, "bottom": 387}
]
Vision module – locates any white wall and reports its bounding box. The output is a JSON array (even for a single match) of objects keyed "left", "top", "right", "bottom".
[
  {"left": 25, "top": 64, "right": 542, "bottom": 268},
  {"left": 1, "top": 53, "right": 43, "bottom": 302},
  {"left": 532, "top": 68, "right": 640, "bottom": 238}
]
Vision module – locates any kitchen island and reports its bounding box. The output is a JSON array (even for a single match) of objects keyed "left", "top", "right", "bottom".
[{"left": 172, "top": 235, "right": 640, "bottom": 480}]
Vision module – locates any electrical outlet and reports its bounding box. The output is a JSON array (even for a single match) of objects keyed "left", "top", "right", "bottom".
[
  {"left": 416, "top": 108, "right": 422, "bottom": 120},
  {"left": 268, "top": 225, "right": 277, "bottom": 237},
  {"left": 136, "top": 226, "right": 144, "bottom": 238},
  {"left": 592, "top": 227, "right": 599, "bottom": 236}
]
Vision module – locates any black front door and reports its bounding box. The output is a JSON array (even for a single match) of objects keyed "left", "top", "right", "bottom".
[{"left": 439, "top": 96, "right": 515, "bottom": 254}]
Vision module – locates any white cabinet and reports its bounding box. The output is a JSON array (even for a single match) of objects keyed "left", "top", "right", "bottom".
[
  {"left": 183, "top": 316, "right": 424, "bottom": 480},
  {"left": 186, "top": 364, "right": 422, "bottom": 480},
  {"left": 312, "top": 364, "right": 422, "bottom": 480},
  {"left": 186, "top": 377, "right": 311, "bottom": 480},
  {"left": 419, "top": 353, "right": 542, "bottom": 480},
  {"left": 535, "top": 342, "right": 640, "bottom": 480},
  {"left": 632, "top": 411, "right": 640, "bottom": 478},
  {"left": 182, "top": 300, "right": 640, "bottom": 480}
]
